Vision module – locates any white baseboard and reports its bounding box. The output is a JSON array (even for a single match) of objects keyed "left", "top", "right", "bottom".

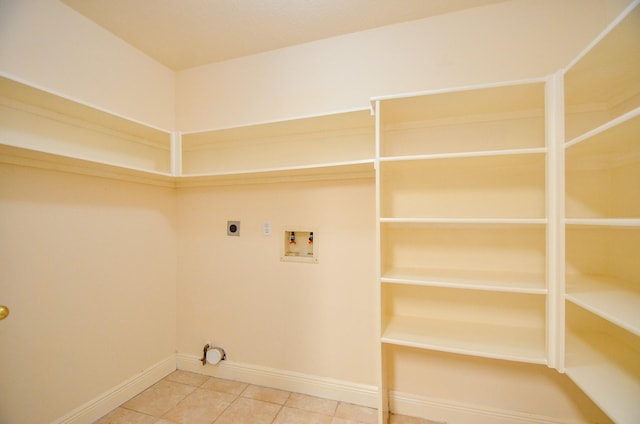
[
  {"left": 177, "top": 353, "right": 580, "bottom": 424},
  {"left": 390, "top": 391, "right": 583, "bottom": 424},
  {"left": 52, "top": 355, "right": 176, "bottom": 424},
  {"left": 176, "top": 353, "right": 379, "bottom": 408},
  {"left": 51, "top": 353, "right": 582, "bottom": 424}
]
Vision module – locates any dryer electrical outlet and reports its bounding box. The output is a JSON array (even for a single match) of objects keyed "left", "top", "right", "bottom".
[{"left": 227, "top": 221, "right": 240, "bottom": 236}]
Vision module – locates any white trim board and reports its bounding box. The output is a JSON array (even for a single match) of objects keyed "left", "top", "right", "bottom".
[
  {"left": 51, "top": 355, "right": 176, "bottom": 424},
  {"left": 176, "top": 353, "right": 379, "bottom": 409}
]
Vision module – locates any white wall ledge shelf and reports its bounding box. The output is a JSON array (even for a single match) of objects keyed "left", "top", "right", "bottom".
[
  {"left": 379, "top": 147, "right": 547, "bottom": 162},
  {"left": 382, "top": 315, "right": 547, "bottom": 365},
  {"left": 566, "top": 275, "right": 640, "bottom": 336},
  {"left": 381, "top": 268, "right": 546, "bottom": 294},
  {"left": 181, "top": 109, "right": 374, "bottom": 176},
  {"left": 176, "top": 160, "right": 375, "bottom": 187},
  {"left": 0, "top": 144, "right": 374, "bottom": 187},
  {"left": 564, "top": 107, "right": 640, "bottom": 149},
  {"left": 565, "top": 218, "right": 640, "bottom": 227},
  {"left": 380, "top": 217, "right": 547, "bottom": 225},
  {"left": 0, "top": 77, "right": 173, "bottom": 175},
  {"left": 0, "top": 144, "right": 175, "bottom": 187}
]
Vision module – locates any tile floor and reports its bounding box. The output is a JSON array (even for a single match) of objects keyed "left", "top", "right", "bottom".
[{"left": 95, "top": 370, "right": 437, "bottom": 424}]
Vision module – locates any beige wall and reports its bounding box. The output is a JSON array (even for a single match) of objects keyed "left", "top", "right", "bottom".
[
  {"left": 0, "top": 164, "right": 177, "bottom": 424},
  {"left": 175, "top": 0, "right": 631, "bottom": 132},
  {"left": 0, "top": 0, "right": 175, "bottom": 131},
  {"left": 176, "top": 179, "right": 377, "bottom": 385}
]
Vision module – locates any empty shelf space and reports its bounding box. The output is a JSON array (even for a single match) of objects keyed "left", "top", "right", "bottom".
[
  {"left": 564, "top": 5, "right": 640, "bottom": 141},
  {"left": 181, "top": 110, "right": 374, "bottom": 175},
  {"left": 381, "top": 223, "right": 546, "bottom": 279},
  {"left": 381, "top": 284, "right": 546, "bottom": 364},
  {"left": 565, "top": 112, "right": 640, "bottom": 219},
  {"left": 379, "top": 153, "right": 546, "bottom": 219},
  {"left": 376, "top": 81, "right": 546, "bottom": 157},
  {"left": 381, "top": 268, "right": 546, "bottom": 294},
  {"left": 382, "top": 315, "right": 546, "bottom": 364},
  {"left": 566, "top": 275, "right": 640, "bottom": 336},
  {"left": 0, "top": 77, "right": 171, "bottom": 174},
  {"left": 565, "top": 227, "right": 639, "bottom": 298}
]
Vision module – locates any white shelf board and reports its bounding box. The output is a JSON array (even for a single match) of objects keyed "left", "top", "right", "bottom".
[
  {"left": 566, "top": 275, "right": 640, "bottom": 336},
  {"left": 181, "top": 107, "right": 373, "bottom": 139},
  {"left": 565, "top": 218, "right": 640, "bottom": 227},
  {"left": 0, "top": 76, "right": 170, "bottom": 142},
  {"left": 380, "top": 217, "right": 547, "bottom": 226},
  {"left": 565, "top": 107, "right": 640, "bottom": 149},
  {"left": 382, "top": 315, "right": 546, "bottom": 364},
  {"left": 371, "top": 78, "right": 546, "bottom": 118},
  {"left": 176, "top": 159, "right": 375, "bottom": 187},
  {"left": 379, "top": 147, "right": 547, "bottom": 162},
  {"left": 381, "top": 268, "right": 546, "bottom": 294},
  {"left": 0, "top": 144, "right": 174, "bottom": 187},
  {"left": 565, "top": 332, "right": 640, "bottom": 424}
]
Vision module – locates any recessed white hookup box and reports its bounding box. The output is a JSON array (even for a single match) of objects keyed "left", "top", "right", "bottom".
[{"left": 281, "top": 227, "right": 318, "bottom": 264}]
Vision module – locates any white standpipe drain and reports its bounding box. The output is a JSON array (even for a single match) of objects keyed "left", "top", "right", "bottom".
[{"left": 205, "top": 346, "right": 226, "bottom": 365}]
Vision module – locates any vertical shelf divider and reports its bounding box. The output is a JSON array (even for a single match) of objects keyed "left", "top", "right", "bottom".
[
  {"left": 546, "top": 71, "right": 566, "bottom": 372},
  {"left": 171, "top": 131, "right": 182, "bottom": 177},
  {"left": 374, "top": 100, "right": 389, "bottom": 424}
]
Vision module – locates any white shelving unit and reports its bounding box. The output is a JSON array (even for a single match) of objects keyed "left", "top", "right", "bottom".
[
  {"left": 374, "top": 79, "right": 550, "bottom": 423},
  {"left": 562, "top": 2, "right": 640, "bottom": 423},
  {"left": 0, "top": 76, "right": 173, "bottom": 178},
  {"left": 0, "top": 77, "right": 376, "bottom": 186},
  {"left": 179, "top": 110, "right": 375, "bottom": 185}
]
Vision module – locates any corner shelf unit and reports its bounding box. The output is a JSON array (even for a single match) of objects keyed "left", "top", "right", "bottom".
[
  {"left": 562, "top": 3, "right": 640, "bottom": 422},
  {"left": 375, "top": 3, "right": 640, "bottom": 421},
  {"left": 0, "top": 76, "right": 376, "bottom": 186}
]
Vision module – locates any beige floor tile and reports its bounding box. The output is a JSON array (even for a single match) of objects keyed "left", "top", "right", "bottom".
[
  {"left": 123, "top": 380, "right": 196, "bottom": 417},
  {"left": 393, "top": 414, "right": 443, "bottom": 424},
  {"left": 162, "top": 388, "right": 235, "bottom": 424},
  {"left": 331, "top": 418, "right": 364, "bottom": 424},
  {"left": 285, "top": 392, "right": 338, "bottom": 416},
  {"left": 274, "top": 406, "right": 334, "bottom": 424},
  {"left": 94, "top": 407, "right": 157, "bottom": 424},
  {"left": 390, "top": 413, "right": 442, "bottom": 424},
  {"left": 241, "top": 384, "right": 291, "bottom": 405},
  {"left": 164, "top": 370, "right": 209, "bottom": 387},
  {"left": 334, "top": 402, "right": 378, "bottom": 424},
  {"left": 214, "top": 397, "right": 282, "bottom": 424},
  {"left": 200, "top": 377, "right": 248, "bottom": 395}
]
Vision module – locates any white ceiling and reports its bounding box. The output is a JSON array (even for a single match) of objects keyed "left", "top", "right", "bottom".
[{"left": 60, "top": 0, "right": 507, "bottom": 71}]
